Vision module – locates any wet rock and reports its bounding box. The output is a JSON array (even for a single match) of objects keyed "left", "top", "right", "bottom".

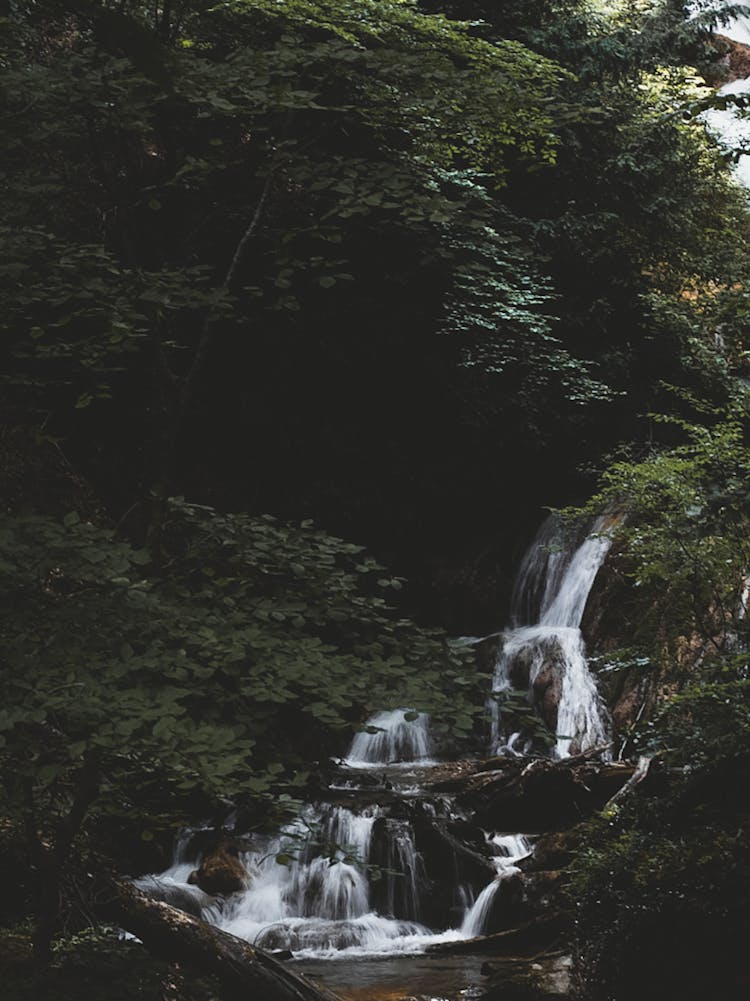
[
  {"left": 522, "top": 830, "right": 579, "bottom": 872},
  {"left": 479, "top": 953, "right": 572, "bottom": 1000},
  {"left": 531, "top": 662, "right": 563, "bottom": 733},
  {"left": 269, "top": 949, "right": 294, "bottom": 961},
  {"left": 611, "top": 678, "right": 642, "bottom": 731},
  {"left": 134, "top": 875, "right": 211, "bottom": 917},
  {"left": 484, "top": 872, "right": 525, "bottom": 933},
  {"left": 710, "top": 34, "right": 750, "bottom": 86},
  {"left": 189, "top": 842, "right": 247, "bottom": 896},
  {"left": 483, "top": 869, "right": 565, "bottom": 936}
]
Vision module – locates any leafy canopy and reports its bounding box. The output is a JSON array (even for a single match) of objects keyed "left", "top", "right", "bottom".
[{"left": 0, "top": 500, "right": 480, "bottom": 839}]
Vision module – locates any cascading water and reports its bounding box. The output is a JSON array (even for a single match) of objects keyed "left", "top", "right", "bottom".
[
  {"left": 699, "top": 8, "right": 750, "bottom": 186},
  {"left": 215, "top": 805, "right": 415, "bottom": 955},
  {"left": 149, "top": 798, "right": 474, "bottom": 958},
  {"left": 460, "top": 834, "right": 533, "bottom": 937},
  {"left": 346, "top": 708, "right": 434, "bottom": 766},
  {"left": 145, "top": 718, "right": 515, "bottom": 958},
  {"left": 144, "top": 513, "right": 617, "bottom": 965},
  {"left": 491, "top": 515, "right": 614, "bottom": 757},
  {"left": 135, "top": 830, "right": 216, "bottom": 918}
]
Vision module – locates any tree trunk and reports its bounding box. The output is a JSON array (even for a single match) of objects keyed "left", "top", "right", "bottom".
[
  {"left": 29, "top": 749, "right": 102, "bottom": 966},
  {"left": 98, "top": 875, "right": 343, "bottom": 1001},
  {"left": 31, "top": 855, "right": 61, "bottom": 967}
]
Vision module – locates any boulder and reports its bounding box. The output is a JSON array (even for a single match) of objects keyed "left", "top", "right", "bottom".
[
  {"left": 484, "top": 870, "right": 566, "bottom": 936},
  {"left": 710, "top": 34, "right": 750, "bottom": 86},
  {"left": 479, "top": 953, "right": 572, "bottom": 1001},
  {"left": 189, "top": 842, "right": 247, "bottom": 896},
  {"left": 532, "top": 661, "right": 563, "bottom": 733},
  {"left": 134, "top": 875, "right": 211, "bottom": 918},
  {"left": 522, "top": 829, "right": 579, "bottom": 872}
]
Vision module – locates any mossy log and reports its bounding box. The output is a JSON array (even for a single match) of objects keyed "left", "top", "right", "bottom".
[
  {"left": 428, "top": 913, "right": 569, "bottom": 957},
  {"left": 98, "top": 875, "right": 342, "bottom": 1001},
  {"left": 464, "top": 755, "right": 635, "bottom": 830}
]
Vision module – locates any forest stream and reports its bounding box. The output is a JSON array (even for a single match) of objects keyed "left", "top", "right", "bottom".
[
  {"left": 138, "top": 516, "right": 620, "bottom": 1000},
  {"left": 6, "top": 4, "right": 750, "bottom": 1001},
  {"left": 136, "top": 57, "right": 750, "bottom": 970}
]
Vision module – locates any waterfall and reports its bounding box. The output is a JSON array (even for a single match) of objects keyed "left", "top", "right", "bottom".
[
  {"left": 148, "top": 813, "right": 535, "bottom": 957},
  {"left": 215, "top": 805, "right": 389, "bottom": 951},
  {"left": 346, "top": 708, "right": 435, "bottom": 766},
  {"left": 699, "top": 9, "right": 750, "bottom": 187},
  {"left": 147, "top": 722, "right": 539, "bottom": 958},
  {"left": 142, "top": 515, "right": 622, "bottom": 959},
  {"left": 375, "top": 818, "right": 427, "bottom": 921},
  {"left": 206, "top": 800, "right": 469, "bottom": 957},
  {"left": 491, "top": 515, "right": 614, "bottom": 757},
  {"left": 460, "top": 834, "right": 533, "bottom": 937}
]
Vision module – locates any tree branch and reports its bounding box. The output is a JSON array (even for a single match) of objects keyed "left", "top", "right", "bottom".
[{"left": 97, "top": 875, "right": 343, "bottom": 1001}]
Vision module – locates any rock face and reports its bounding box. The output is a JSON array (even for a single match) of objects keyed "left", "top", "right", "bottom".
[
  {"left": 189, "top": 842, "right": 247, "bottom": 896},
  {"left": 531, "top": 656, "right": 564, "bottom": 734},
  {"left": 711, "top": 34, "right": 750, "bottom": 85}
]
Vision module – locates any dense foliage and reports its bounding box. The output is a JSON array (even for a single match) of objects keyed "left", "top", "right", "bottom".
[
  {"left": 0, "top": 496, "right": 482, "bottom": 960},
  {"left": 573, "top": 404, "right": 750, "bottom": 663},
  {"left": 0, "top": 499, "right": 477, "bottom": 820},
  {"left": 4, "top": 0, "right": 750, "bottom": 624},
  {"left": 566, "top": 402, "right": 750, "bottom": 999},
  {"left": 570, "top": 677, "right": 750, "bottom": 1001},
  {"left": 3, "top": 0, "right": 750, "bottom": 994}
]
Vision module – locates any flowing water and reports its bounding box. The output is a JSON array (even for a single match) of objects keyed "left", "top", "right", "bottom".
[
  {"left": 346, "top": 709, "right": 435, "bottom": 767},
  {"left": 700, "top": 8, "right": 750, "bottom": 186},
  {"left": 143, "top": 515, "right": 613, "bottom": 998},
  {"left": 491, "top": 515, "right": 614, "bottom": 757},
  {"left": 459, "top": 834, "right": 533, "bottom": 938}
]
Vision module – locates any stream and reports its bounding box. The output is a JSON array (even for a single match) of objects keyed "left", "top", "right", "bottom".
[{"left": 141, "top": 515, "right": 615, "bottom": 999}]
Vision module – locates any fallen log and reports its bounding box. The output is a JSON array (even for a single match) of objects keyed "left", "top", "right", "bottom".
[
  {"left": 466, "top": 757, "right": 635, "bottom": 831},
  {"left": 97, "top": 875, "right": 342, "bottom": 1001},
  {"left": 604, "top": 754, "right": 655, "bottom": 809},
  {"left": 425, "top": 820, "right": 497, "bottom": 878},
  {"left": 428, "top": 912, "right": 569, "bottom": 957}
]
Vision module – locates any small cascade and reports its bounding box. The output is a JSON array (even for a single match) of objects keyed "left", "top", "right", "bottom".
[
  {"left": 459, "top": 880, "right": 499, "bottom": 939},
  {"left": 371, "top": 817, "right": 426, "bottom": 922},
  {"left": 198, "top": 799, "right": 469, "bottom": 957},
  {"left": 346, "top": 708, "right": 435, "bottom": 766},
  {"left": 134, "top": 829, "right": 215, "bottom": 917},
  {"left": 148, "top": 746, "right": 535, "bottom": 958},
  {"left": 460, "top": 834, "right": 533, "bottom": 938},
  {"left": 491, "top": 515, "right": 614, "bottom": 757},
  {"left": 216, "top": 805, "right": 380, "bottom": 949}
]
